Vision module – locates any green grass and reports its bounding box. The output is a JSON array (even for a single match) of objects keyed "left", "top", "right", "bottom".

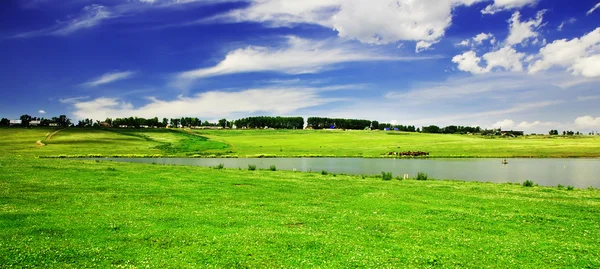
[
  {"left": 2, "top": 127, "right": 600, "bottom": 158},
  {"left": 1, "top": 156, "right": 599, "bottom": 267}
]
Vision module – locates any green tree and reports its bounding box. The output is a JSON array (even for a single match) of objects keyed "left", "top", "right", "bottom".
[{"left": 0, "top": 118, "right": 9, "bottom": 126}]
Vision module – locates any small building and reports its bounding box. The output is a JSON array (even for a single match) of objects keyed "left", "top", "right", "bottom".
[
  {"left": 29, "top": 121, "right": 41, "bottom": 126},
  {"left": 394, "top": 128, "right": 399, "bottom": 131},
  {"left": 118, "top": 125, "right": 129, "bottom": 128},
  {"left": 49, "top": 123, "right": 59, "bottom": 127},
  {"left": 384, "top": 128, "right": 390, "bottom": 131},
  {"left": 9, "top": 120, "right": 22, "bottom": 126},
  {"left": 140, "top": 125, "right": 149, "bottom": 128}
]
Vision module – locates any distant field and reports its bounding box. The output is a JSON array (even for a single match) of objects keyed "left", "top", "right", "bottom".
[
  {"left": 0, "top": 156, "right": 598, "bottom": 267},
  {"left": 1, "top": 127, "right": 600, "bottom": 158},
  {"left": 194, "top": 129, "right": 600, "bottom": 158}
]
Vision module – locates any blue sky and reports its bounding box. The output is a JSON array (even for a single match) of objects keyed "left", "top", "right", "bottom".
[{"left": 1, "top": 0, "right": 599, "bottom": 133}]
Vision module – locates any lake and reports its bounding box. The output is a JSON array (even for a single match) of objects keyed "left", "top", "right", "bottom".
[{"left": 101, "top": 158, "right": 600, "bottom": 188}]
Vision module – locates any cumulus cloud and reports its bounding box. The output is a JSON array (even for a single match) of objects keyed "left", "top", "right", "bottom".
[
  {"left": 575, "top": 116, "right": 600, "bottom": 128},
  {"left": 82, "top": 71, "right": 136, "bottom": 87},
  {"left": 482, "top": 0, "right": 538, "bottom": 15},
  {"left": 492, "top": 119, "right": 559, "bottom": 130},
  {"left": 452, "top": 51, "right": 486, "bottom": 74},
  {"left": 175, "top": 36, "right": 428, "bottom": 87},
  {"left": 506, "top": 10, "right": 545, "bottom": 46},
  {"left": 453, "top": 46, "right": 525, "bottom": 74},
  {"left": 483, "top": 46, "right": 526, "bottom": 72},
  {"left": 69, "top": 87, "right": 340, "bottom": 120},
  {"left": 38, "top": 110, "right": 46, "bottom": 114},
  {"left": 217, "top": 0, "right": 484, "bottom": 50},
  {"left": 13, "top": 5, "right": 112, "bottom": 38},
  {"left": 456, "top": 32, "right": 496, "bottom": 48},
  {"left": 529, "top": 28, "right": 600, "bottom": 77}
]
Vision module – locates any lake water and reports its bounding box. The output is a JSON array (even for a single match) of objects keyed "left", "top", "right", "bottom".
[{"left": 102, "top": 158, "right": 600, "bottom": 188}]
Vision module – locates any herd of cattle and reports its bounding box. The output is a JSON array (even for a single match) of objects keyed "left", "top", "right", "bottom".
[{"left": 385, "top": 151, "right": 430, "bottom": 157}]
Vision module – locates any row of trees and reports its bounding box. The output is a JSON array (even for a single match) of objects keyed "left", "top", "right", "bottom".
[
  {"left": 421, "top": 125, "right": 483, "bottom": 134},
  {"left": 550, "top": 130, "right": 583, "bottom": 136},
  {"left": 74, "top": 117, "right": 228, "bottom": 128},
  {"left": 233, "top": 116, "right": 304, "bottom": 129},
  {"left": 306, "top": 117, "right": 373, "bottom": 130},
  {"left": 0, "top": 115, "right": 71, "bottom": 127},
  {"left": 378, "top": 123, "right": 418, "bottom": 132}
]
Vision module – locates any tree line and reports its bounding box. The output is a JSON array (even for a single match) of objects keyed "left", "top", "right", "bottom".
[
  {"left": 0, "top": 114, "right": 71, "bottom": 127},
  {"left": 233, "top": 116, "right": 304, "bottom": 129},
  {"left": 306, "top": 117, "right": 373, "bottom": 130}
]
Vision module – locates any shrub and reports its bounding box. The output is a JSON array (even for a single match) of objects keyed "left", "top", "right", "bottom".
[
  {"left": 396, "top": 175, "right": 403, "bottom": 181},
  {"left": 567, "top": 185, "right": 574, "bottom": 191},
  {"left": 106, "top": 167, "right": 117, "bottom": 172},
  {"left": 321, "top": 170, "right": 328, "bottom": 175},
  {"left": 523, "top": 180, "right": 534, "bottom": 187},
  {"left": 588, "top": 186, "right": 597, "bottom": 191},
  {"left": 215, "top": 163, "right": 224, "bottom": 169},
  {"left": 416, "top": 172, "right": 428, "bottom": 181},
  {"left": 269, "top": 165, "right": 277, "bottom": 171},
  {"left": 381, "top": 172, "right": 393, "bottom": 181},
  {"left": 248, "top": 164, "right": 257, "bottom": 171},
  {"left": 557, "top": 184, "right": 564, "bottom": 189}
]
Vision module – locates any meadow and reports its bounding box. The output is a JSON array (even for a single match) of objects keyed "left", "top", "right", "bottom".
[
  {"left": 1, "top": 156, "right": 599, "bottom": 267},
  {"left": 2, "top": 127, "right": 600, "bottom": 158}
]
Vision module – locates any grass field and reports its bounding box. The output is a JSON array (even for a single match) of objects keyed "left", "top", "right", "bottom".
[
  {"left": 1, "top": 156, "right": 599, "bottom": 267},
  {"left": 2, "top": 127, "right": 600, "bottom": 158}
]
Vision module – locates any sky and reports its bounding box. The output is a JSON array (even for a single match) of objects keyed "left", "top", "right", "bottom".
[{"left": 1, "top": 0, "right": 599, "bottom": 133}]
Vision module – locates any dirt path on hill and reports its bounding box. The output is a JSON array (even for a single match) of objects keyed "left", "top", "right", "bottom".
[{"left": 45, "top": 129, "right": 63, "bottom": 141}]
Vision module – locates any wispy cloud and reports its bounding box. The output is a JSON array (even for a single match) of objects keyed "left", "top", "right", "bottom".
[
  {"left": 68, "top": 85, "right": 346, "bottom": 120},
  {"left": 174, "top": 36, "right": 435, "bottom": 87},
  {"left": 82, "top": 71, "right": 136, "bottom": 87},
  {"left": 59, "top": 96, "right": 90, "bottom": 104},
  {"left": 587, "top": 2, "right": 600, "bottom": 15},
  {"left": 13, "top": 5, "right": 112, "bottom": 38},
  {"left": 38, "top": 110, "right": 46, "bottom": 114}
]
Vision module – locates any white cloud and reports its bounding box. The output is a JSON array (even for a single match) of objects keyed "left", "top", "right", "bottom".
[
  {"left": 506, "top": 10, "right": 545, "bottom": 46},
  {"left": 575, "top": 116, "right": 600, "bottom": 128},
  {"left": 491, "top": 119, "right": 515, "bottom": 129},
  {"left": 456, "top": 32, "right": 496, "bottom": 48},
  {"left": 587, "top": 2, "right": 600, "bottom": 15},
  {"left": 492, "top": 119, "right": 558, "bottom": 130},
  {"left": 482, "top": 46, "right": 525, "bottom": 72},
  {"left": 59, "top": 96, "right": 91, "bottom": 104},
  {"left": 453, "top": 46, "right": 525, "bottom": 74},
  {"left": 529, "top": 28, "right": 600, "bottom": 77},
  {"left": 415, "top": 40, "right": 439, "bottom": 53},
  {"left": 14, "top": 5, "right": 112, "bottom": 38},
  {"left": 218, "top": 0, "right": 484, "bottom": 50},
  {"left": 69, "top": 87, "right": 340, "bottom": 120},
  {"left": 473, "top": 33, "right": 494, "bottom": 44},
  {"left": 482, "top": 0, "right": 538, "bottom": 15},
  {"left": 452, "top": 51, "right": 486, "bottom": 74},
  {"left": 38, "top": 110, "right": 46, "bottom": 114},
  {"left": 83, "top": 71, "right": 136, "bottom": 87},
  {"left": 175, "top": 36, "right": 428, "bottom": 87}
]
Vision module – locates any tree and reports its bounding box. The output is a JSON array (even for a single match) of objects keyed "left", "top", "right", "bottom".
[
  {"left": 549, "top": 130, "right": 559, "bottom": 135},
  {"left": 20, "top": 114, "right": 32, "bottom": 127},
  {"left": 0, "top": 118, "right": 9, "bottom": 127},
  {"left": 162, "top": 118, "right": 169, "bottom": 127},
  {"left": 218, "top": 119, "right": 228, "bottom": 128},
  {"left": 371, "top": 121, "right": 379, "bottom": 130}
]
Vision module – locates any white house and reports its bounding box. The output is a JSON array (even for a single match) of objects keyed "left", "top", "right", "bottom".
[
  {"left": 30, "top": 121, "right": 41, "bottom": 126},
  {"left": 9, "top": 120, "right": 22, "bottom": 125}
]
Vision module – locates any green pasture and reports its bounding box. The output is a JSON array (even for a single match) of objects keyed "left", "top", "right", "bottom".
[
  {"left": 0, "top": 157, "right": 598, "bottom": 267},
  {"left": 1, "top": 127, "right": 600, "bottom": 158}
]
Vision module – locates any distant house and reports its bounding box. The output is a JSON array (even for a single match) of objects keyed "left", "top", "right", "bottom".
[
  {"left": 9, "top": 120, "right": 22, "bottom": 126},
  {"left": 99, "top": 122, "right": 111, "bottom": 128},
  {"left": 118, "top": 125, "right": 128, "bottom": 128},
  {"left": 394, "top": 128, "right": 399, "bottom": 131},
  {"left": 384, "top": 128, "right": 390, "bottom": 131},
  {"left": 49, "top": 123, "right": 59, "bottom": 127},
  {"left": 140, "top": 125, "right": 149, "bottom": 128},
  {"left": 30, "top": 121, "right": 41, "bottom": 126}
]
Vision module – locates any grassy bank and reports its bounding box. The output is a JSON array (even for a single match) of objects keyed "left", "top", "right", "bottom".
[
  {"left": 0, "top": 156, "right": 598, "bottom": 267},
  {"left": 2, "top": 127, "right": 600, "bottom": 158}
]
